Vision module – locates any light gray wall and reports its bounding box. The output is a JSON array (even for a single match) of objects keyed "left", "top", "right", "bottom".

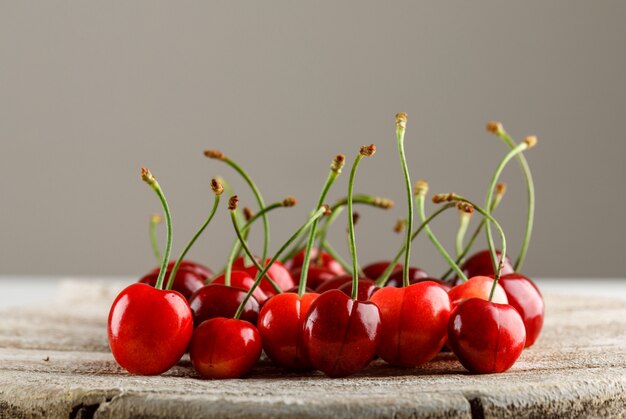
[{"left": 1, "top": 1, "right": 625, "bottom": 278}]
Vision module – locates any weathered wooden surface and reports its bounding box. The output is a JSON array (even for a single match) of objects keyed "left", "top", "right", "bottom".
[{"left": 0, "top": 280, "right": 625, "bottom": 418}]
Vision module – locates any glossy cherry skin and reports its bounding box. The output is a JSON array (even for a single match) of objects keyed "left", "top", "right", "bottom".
[
  {"left": 139, "top": 267, "right": 205, "bottom": 300},
  {"left": 151, "top": 260, "right": 213, "bottom": 281},
  {"left": 314, "top": 273, "right": 353, "bottom": 293},
  {"left": 447, "top": 298, "right": 526, "bottom": 374},
  {"left": 383, "top": 267, "right": 430, "bottom": 287},
  {"left": 302, "top": 289, "right": 381, "bottom": 377},
  {"left": 210, "top": 270, "right": 270, "bottom": 304},
  {"left": 460, "top": 250, "right": 514, "bottom": 279},
  {"left": 233, "top": 257, "right": 295, "bottom": 296},
  {"left": 362, "top": 261, "right": 402, "bottom": 280},
  {"left": 189, "top": 317, "right": 262, "bottom": 379},
  {"left": 188, "top": 284, "right": 260, "bottom": 327},
  {"left": 286, "top": 249, "right": 345, "bottom": 276},
  {"left": 498, "top": 273, "right": 544, "bottom": 347},
  {"left": 108, "top": 283, "right": 193, "bottom": 375},
  {"left": 257, "top": 292, "right": 319, "bottom": 369},
  {"left": 370, "top": 281, "right": 451, "bottom": 367},
  {"left": 448, "top": 276, "right": 508, "bottom": 307},
  {"left": 290, "top": 266, "right": 337, "bottom": 290},
  {"left": 338, "top": 279, "right": 379, "bottom": 301}
]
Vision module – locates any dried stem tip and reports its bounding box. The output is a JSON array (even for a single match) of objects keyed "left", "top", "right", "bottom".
[
  {"left": 204, "top": 149, "right": 226, "bottom": 160},
  {"left": 486, "top": 121, "right": 504, "bottom": 135},
  {"left": 374, "top": 197, "right": 394, "bottom": 209},
  {"left": 322, "top": 204, "right": 332, "bottom": 216},
  {"left": 331, "top": 154, "right": 346, "bottom": 174},
  {"left": 352, "top": 212, "right": 361, "bottom": 225},
  {"left": 414, "top": 179, "right": 429, "bottom": 197},
  {"left": 140, "top": 167, "right": 156, "bottom": 186},
  {"left": 210, "top": 178, "right": 224, "bottom": 195},
  {"left": 282, "top": 196, "right": 297, "bottom": 207},
  {"left": 150, "top": 213, "right": 163, "bottom": 224},
  {"left": 243, "top": 207, "right": 254, "bottom": 221},
  {"left": 457, "top": 201, "right": 475, "bottom": 214},
  {"left": 432, "top": 192, "right": 457, "bottom": 204},
  {"left": 394, "top": 218, "right": 406, "bottom": 233},
  {"left": 360, "top": 144, "right": 376, "bottom": 157},
  {"left": 496, "top": 182, "right": 507, "bottom": 197},
  {"left": 395, "top": 112, "right": 408, "bottom": 129},
  {"left": 524, "top": 135, "right": 538, "bottom": 148},
  {"left": 228, "top": 195, "right": 239, "bottom": 211}
]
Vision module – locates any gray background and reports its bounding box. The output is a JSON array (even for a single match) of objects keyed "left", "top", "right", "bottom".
[{"left": 1, "top": 1, "right": 625, "bottom": 278}]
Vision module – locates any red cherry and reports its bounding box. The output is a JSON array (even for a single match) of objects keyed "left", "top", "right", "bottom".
[
  {"left": 233, "top": 257, "right": 295, "bottom": 295},
  {"left": 189, "top": 317, "right": 262, "bottom": 379},
  {"left": 285, "top": 249, "right": 345, "bottom": 275},
  {"left": 290, "top": 266, "right": 337, "bottom": 290},
  {"left": 139, "top": 267, "right": 205, "bottom": 300},
  {"left": 188, "top": 284, "right": 260, "bottom": 327},
  {"left": 382, "top": 267, "right": 429, "bottom": 287},
  {"left": 337, "top": 278, "right": 379, "bottom": 301},
  {"left": 302, "top": 289, "right": 381, "bottom": 377},
  {"left": 498, "top": 273, "right": 544, "bottom": 347},
  {"left": 314, "top": 273, "right": 353, "bottom": 293},
  {"left": 362, "top": 261, "right": 402, "bottom": 280},
  {"left": 210, "top": 271, "right": 270, "bottom": 304},
  {"left": 460, "top": 250, "right": 514, "bottom": 279},
  {"left": 448, "top": 276, "right": 508, "bottom": 307},
  {"left": 257, "top": 292, "right": 319, "bottom": 369},
  {"left": 150, "top": 260, "right": 213, "bottom": 281},
  {"left": 370, "top": 281, "right": 451, "bottom": 367},
  {"left": 108, "top": 283, "right": 193, "bottom": 375},
  {"left": 447, "top": 298, "right": 526, "bottom": 374}
]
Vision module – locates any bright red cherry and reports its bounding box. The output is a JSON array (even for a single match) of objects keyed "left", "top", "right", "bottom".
[
  {"left": 286, "top": 249, "right": 345, "bottom": 276},
  {"left": 108, "top": 283, "right": 193, "bottom": 375},
  {"left": 447, "top": 298, "right": 526, "bottom": 374},
  {"left": 188, "top": 284, "right": 260, "bottom": 327},
  {"left": 448, "top": 276, "right": 508, "bottom": 307},
  {"left": 290, "top": 266, "right": 337, "bottom": 290},
  {"left": 139, "top": 267, "right": 205, "bottom": 300},
  {"left": 189, "top": 317, "right": 262, "bottom": 379},
  {"left": 210, "top": 270, "right": 270, "bottom": 304},
  {"left": 460, "top": 250, "right": 514, "bottom": 279},
  {"left": 302, "top": 289, "right": 381, "bottom": 377},
  {"left": 257, "top": 292, "right": 319, "bottom": 369},
  {"left": 362, "top": 261, "right": 402, "bottom": 280},
  {"left": 370, "top": 281, "right": 451, "bottom": 367},
  {"left": 498, "top": 273, "right": 544, "bottom": 347},
  {"left": 338, "top": 278, "right": 379, "bottom": 301},
  {"left": 233, "top": 256, "right": 295, "bottom": 295}
]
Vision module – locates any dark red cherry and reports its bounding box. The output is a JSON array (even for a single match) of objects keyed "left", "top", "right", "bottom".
[
  {"left": 290, "top": 266, "right": 337, "bottom": 290},
  {"left": 314, "top": 273, "right": 353, "bottom": 293},
  {"left": 370, "top": 281, "right": 451, "bottom": 367},
  {"left": 447, "top": 298, "right": 526, "bottom": 374},
  {"left": 285, "top": 249, "right": 345, "bottom": 275},
  {"left": 233, "top": 256, "right": 295, "bottom": 295},
  {"left": 362, "top": 261, "right": 402, "bottom": 280},
  {"left": 460, "top": 250, "right": 514, "bottom": 280},
  {"left": 302, "top": 289, "right": 381, "bottom": 377},
  {"left": 151, "top": 260, "right": 213, "bottom": 281},
  {"left": 139, "top": 267, "right": 205, "bottom": 300},
  {"left": 188, "top": 284, "right": 260, "bottom": 327},
  {"left": 337, "top": 278, "right": 379, "bottom": 301},
  {"left": 498, "top": 273, "right": 544, "bottom": 348},
  {"left": 383, "top": 267, "right": 429, "bottom": 287},
  {"left": 448, "top": 276, "right": 508, "bottom": 307},
  {"left": 108, "top": 283, "right": 193, "bottom": 375},
  {"left": 189, "top": 317, "right": 262, "bottom": 379},
  {"left": 210, "top": 270, "right": 270, "bottom": 304},
  {"left": 257, "top": 292, "right": 319, "bottom": 369}
]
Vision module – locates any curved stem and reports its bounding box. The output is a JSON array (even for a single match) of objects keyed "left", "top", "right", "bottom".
[
  {"left": 455, "top": 210, "right": 471, "bottom": 258},
  {"left": 149, "top": 214, "right": 162, "bottom": 263},
  {"left": 166, "top": 195, "right": 221, "bottom": 290},
  {"left": 347, "top": 154, "right": 365, "bottom": 300},
  {"left": 395, "top": 114, "right": 413, "bottom": 288}
]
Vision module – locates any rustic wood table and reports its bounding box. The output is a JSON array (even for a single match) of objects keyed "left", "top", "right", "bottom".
[{"left": 0, "top": 278, "right": 624, "bottom": 418}]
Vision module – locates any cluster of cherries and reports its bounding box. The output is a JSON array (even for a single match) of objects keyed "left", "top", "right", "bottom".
[{"left": 108, "top": 116, "right": 544, "bottom": 379}]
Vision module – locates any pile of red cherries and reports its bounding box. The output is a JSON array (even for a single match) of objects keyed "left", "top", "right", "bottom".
[{"left": 108, "top": 115, "right": 544, "bottom": 379}]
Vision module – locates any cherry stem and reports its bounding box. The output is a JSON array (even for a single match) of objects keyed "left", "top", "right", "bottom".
[
  {"left": 415, "top": 182, "right": 467, "bottom": 282},
  {"left": 141, "top": 168, "right": 173, "bottom": 291},
  {"left": 375, "top": 202, "right": 456, "bottom": 287},
  {"left": 205, "top": 151, "right": 270, "bottom": 262},
  {"left": 455, "top": 209, "right": 471, "bottom": 258},
  {"left": 149, "top": 214, "right": 163, "bottom": 263},
  {"left": 347, "top": 145, "right": 375, "bottom": 300},
  {"left": 166, "top": 179, "right": 223, "bottom": 290},
  {"left": 484, "top": 137, "right": 535, "bottom": 274},
  {"left": 320, "top": 239, "right": 354, "bottom": 274},
  {"left": 298, "top": 155, "right": 345, "bottom": 297},
  {"left": 232, "top": 203, "right": 328, "bottom": 319},
  {"left": 489, "top": 123, "right": 536, "bottom": 271},
  {"left": 395, "top": 113, "right": 413, "bottom": 288}
]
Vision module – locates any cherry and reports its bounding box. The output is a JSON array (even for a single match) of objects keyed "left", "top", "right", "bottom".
[
  {"left": 370, "top": 281, "right": 451, "bottom": 367},
  {"left": 210, "top": 271, "right": 270, "bottom": 304},
  {"left": 498, "top": 273, "right": 544, "bottom": 347},
  {"left": 363, "top": 261, "right": 402, "bottom": 280},
  {"left": 158, "top": 260, "right": 213, "bottom": 281},
  {"left": 448, "top": 275, "right": 508, "bottom": 306},
  {"left": 189, "top": 317, "right": 262, "bottom": 379},
  {"left": 315, "top": 273, "right": 353, "bottom": 293},
  {"left": 286, "top": 249, "right": 345, "bottom": 276},
  {"left": 384, "top": 267, "right": 429, "bottom": 287},
  {"left": 233, "top": 256, "right": 295, "bottom": 295},
  {"left": 460, "top": 249, "right": 514, "bottom": 280},
  {"left": 189, "top": 284, "right": 260, "bottom": 326},
  {"left": 139, "top": 267, "right": 205, "bottom": 300},
  {"left": 290, "top": 266, "right": 336, "bottom": 290},
  {"left": 447, "top": 298, "right": 526, "bottom": 373},
  {"left": 337, "top": 278, "right": 378, "bottom": 301}
]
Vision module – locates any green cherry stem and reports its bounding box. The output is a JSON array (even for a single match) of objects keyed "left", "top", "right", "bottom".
[
  {"left": 414, "top": 180, "right": 468, "bottom": 282},
  {"left": 298, "top": 154, "right": 345, "bottom": 297},
  {"left": 455, "top": 208, "right": 471, "bottom": 258},
  {"left": 320, "top": 240, "right": 353, "bottom": 274},
  {"left": 149, "top": 213, "right": 163, "bottom": 263},
  {"left": 140, "top": 168, "right": 173, "bottom": 291},
  {"left": 166, "top": 179, "right": 224, "bottom": 290},
  {"left": 231, "top": 198, "right": 329, "bottom": 319},
  {"left": 395, "top": 112, "right": 413, "bottom": 288},
  {"left": 484, "top": 135, "right": 537, "bottom": 273},
  {"left": 205, "top": 149, "right": 270, "bottom": 262},
  {"left": 375, "top": 202, "right": 457, "bottom": 287},
  {"left": 347, "top": 145, "right": 376, "bottom": 300},
  {"left": 488, "top": 122, "right": 537, "bottom": 271}
]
